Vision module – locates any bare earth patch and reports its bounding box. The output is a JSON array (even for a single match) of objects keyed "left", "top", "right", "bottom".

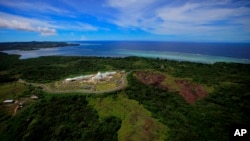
[
  {"left": 175, "top": 80, "right": 207, "bottom": 104},
  {"left": 135, "top": 71, "right": 166, "bottom": 88},
  {"left": 135, "top": 71, "right": 209, "bottom": 104}
]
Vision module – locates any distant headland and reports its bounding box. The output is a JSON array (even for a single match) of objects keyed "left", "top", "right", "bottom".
[{"left": 0, "top": 41, "right": 80, "bottom": 51}]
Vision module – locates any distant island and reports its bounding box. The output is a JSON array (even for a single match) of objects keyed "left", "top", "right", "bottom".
[{"left": 0, "top": 41, "right": 80, "bottom": 51}]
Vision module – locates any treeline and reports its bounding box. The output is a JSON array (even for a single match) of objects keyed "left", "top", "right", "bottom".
[
  {"left": 0, "top": 53, "right": 159, "bottom": 83},
  {"left": 0, "top": 41, "right": 79, "bottom": 51},
  {"left": 1, "top": 52, "right": 249, "bottom": 84},
  {"left": 0, "top": 95, "right": 121, "bottom": 141}
]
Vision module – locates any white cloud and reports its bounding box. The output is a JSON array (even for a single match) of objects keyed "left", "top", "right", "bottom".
[
  {"left": 0, "top": 12, "right": 100, "bottom": 36},
  {"left": 0, "top": 19, "right": 33, "bottom": 31},
  {"left": 53, "top": 22, "right": 99, "bottom": 32},
  {"left": 106, "top": 0, "right": 250, "bottom": 41},
  {"left": 0, "top": 0, "right": 69, "bottom": 15},
  {"left": 0, "top": 12, "right": 56, "bottom": 36},
  {"left": 107, "top": 0, "right": 155, "bottom": 9},
  {"left": 106, "top": 0, "right": 157, "bottom": 28},
  {"left": 156, "top": 2, "right": 249, "bottom": 25},
  {"left": 151, "top": 2, "right": 250, "bottom": 37},
  {"left": 37, "top": 27, "right": 56, "bottom": 36}
]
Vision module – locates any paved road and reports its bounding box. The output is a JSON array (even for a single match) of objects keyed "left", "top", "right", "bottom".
[{"left": 19, "top": 72, "right": 129, "bottom": 94}]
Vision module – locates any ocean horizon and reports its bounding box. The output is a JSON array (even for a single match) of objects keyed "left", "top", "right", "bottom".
[{"left": 2, "top": 41, "right": 250, "bottom": 64}]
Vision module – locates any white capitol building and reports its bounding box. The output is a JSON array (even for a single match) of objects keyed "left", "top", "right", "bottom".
[{"left": 64, "top": 71, "right": 117, "bottom": 83}]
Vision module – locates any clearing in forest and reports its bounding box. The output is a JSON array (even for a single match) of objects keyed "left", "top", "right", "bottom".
[
  {"left": 0, "top": 83, "right": 26, "bottom": 115},
  {"left": 46, "top": 71, "right": 125, "bottom": 92},
  {"left": 88, "top": 93, "right": 169, "bottom": 141},
  {"left": 135, "top": 71, "right": 212, "bottom": 104}
]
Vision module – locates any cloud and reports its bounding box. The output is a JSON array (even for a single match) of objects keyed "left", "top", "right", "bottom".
[
  {"left": 155, "top": 2, "right": 249, "bottom": 25},
  {"left": 0, "top": 0, "right": 249, "bottom": 41},
  {"left": 80, "top": 36, "right": 87, "bottom": 40},
  {"left": 151, "top": 1, "right": 250, "bottom": 40},
  {"left": 0, "top": 0, "right": 70, "bottom": 15},
  {"left": 0, "top": 19, "right": 33, "bottom": 31},
  {"left": 0, "top": 12, "right": 56, "bottom": 36},
  {"left": 74, "top": 23, "right": 98, "bottom": 31},
  {"left": 107, "top": 0, "right": 155, "bottom": 9},
  {"left": 106, "top": 0, "right": 157, "bottom": 27},
  {"left": 105, "top": 0, "right": 250, "bottom": 41},
  {"left": 0, "top": 11, "right": 100, "bottom": 36},
  {"left": 37, "top": 27, "right": 56, "bottom": 36},
  {"left": 53, "top": 22, "right": 99, "bottom": 32}
]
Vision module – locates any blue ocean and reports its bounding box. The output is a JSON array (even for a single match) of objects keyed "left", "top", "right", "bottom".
[{"left": 2, "top": 41, "right": 250, "bottom": 64}]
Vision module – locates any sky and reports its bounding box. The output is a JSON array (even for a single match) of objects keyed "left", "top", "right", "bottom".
[{"left": 0, "top": 0, "right": 250, "bottom": 42}]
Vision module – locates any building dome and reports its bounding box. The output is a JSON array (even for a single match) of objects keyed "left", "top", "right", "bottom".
[{"left": 96, "top": 71, "right": 103, "bottom": 79}]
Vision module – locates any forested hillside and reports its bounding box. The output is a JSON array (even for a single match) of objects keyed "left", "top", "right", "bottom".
[{"left": 0, "top": 53, "right": 249, "bottom": 141}]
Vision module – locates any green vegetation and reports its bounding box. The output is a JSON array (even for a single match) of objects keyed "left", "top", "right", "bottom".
[
  {"left": 95, "top": 83, "right": 116, "bottom": 91},
  {"left": 0, "top": 83, "right": 26, "bottom": 122},
  {"left": 0, "top": 41, "right": 79, "bottom": 51},
  {"left": 0, "top": 52, "right": 250, "bottom": 141},
  {"left": 0, "top": 83, "right": 26, "bottom": 102},
  {"left": 88, "top": 93, "right": 168, "bottom": 141},
  {"left": 0, "top": 95, "right": 121, "bottom": 141}
]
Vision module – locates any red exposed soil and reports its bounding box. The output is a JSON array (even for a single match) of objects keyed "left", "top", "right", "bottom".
[
  {"left": 175, "top": 80, "right": 207, "bottom": 104},
  {"left": 135, "top": 71, "right": 166, "bottom": 88},
  {"left": 135, "top": 71, "right": 208, "bottom": 104}
]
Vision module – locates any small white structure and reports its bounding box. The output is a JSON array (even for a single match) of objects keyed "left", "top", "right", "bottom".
[
  {"left": 3, "top": 99, "right": 14, "bottom": 103},
  {"left": 102, "top": 71, "right": 116, "bottom": 77},
  {"left": 65, "top": 78, "right": 73, "bottom": 81},
  {"left": 65, "top": 75, "right": 94, "bottom": 83},
  {"left": 91, "top": 71, "right": 116, "bottom": 81},
  {"left": 30, "top": 95, "right": 39, "bottom": 99}
]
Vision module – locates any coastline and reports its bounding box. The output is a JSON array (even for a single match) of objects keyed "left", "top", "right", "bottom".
[
  {"left": 1, "top": 41, "right": 250, "bottom": 64},
  {"left": 1, "top": 48, "right": 250, "bottom": 64}
]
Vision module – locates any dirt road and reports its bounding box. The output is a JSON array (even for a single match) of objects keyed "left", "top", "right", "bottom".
[{"left": 13, "top": 105, "right": 18, "bottom": 116}]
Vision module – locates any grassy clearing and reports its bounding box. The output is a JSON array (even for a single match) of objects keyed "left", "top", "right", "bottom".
[
  {"left": 88, "top": 93, "right": 169, "bottom": 141},
  {"left": 162, "top": 73, "right": 214, "bottom": 93},
  {"left": 95, "top": 82, "right": 116, "bottom": 91},
  {"left": 0, "top": 82, "right": 26, "bottom": 102},
  {"left": 0, "top": 82, "right": 27, "bottom": 131},
  {"left": 161, "top": 73, "right": 179, "bottom": 91}
]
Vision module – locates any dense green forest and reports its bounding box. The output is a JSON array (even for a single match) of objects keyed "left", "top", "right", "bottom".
[
  {"left": 1, "top": 95, "right": 121, "bottom": 141},
  {"left": 0, "top": 52, "right": 250, "bottom": 141},
  {"left": 0, "top": 41, "right": 79, "bottom": 51}
]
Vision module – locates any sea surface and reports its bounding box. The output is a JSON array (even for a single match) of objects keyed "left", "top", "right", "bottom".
[{"left": 2, "top": 41, "right": 250, "bottom": 64}]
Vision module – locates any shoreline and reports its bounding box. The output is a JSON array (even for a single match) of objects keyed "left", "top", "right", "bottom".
[{"left": 1, "top": 49, "right": 250, "bottom": 64}]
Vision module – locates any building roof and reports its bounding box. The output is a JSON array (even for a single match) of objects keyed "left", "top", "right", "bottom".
[
  {"left": 30, "top": 95, "right": 39, "bottom": 99},
  {"left": 3, "top": 100, "right": 14, "bottom": 103}
]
